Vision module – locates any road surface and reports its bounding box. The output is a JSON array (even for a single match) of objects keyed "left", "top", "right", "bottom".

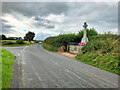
[{"left": 2, "top": 44, "right": 119, "bottom": 88}]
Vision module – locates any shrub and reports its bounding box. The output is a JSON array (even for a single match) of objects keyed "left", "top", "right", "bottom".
[
  {"left": 16, "top": 40, "right": 24, "bottom": 44},
  {"left": 82, "top": 34, "right": 119, "bottom": 54}
]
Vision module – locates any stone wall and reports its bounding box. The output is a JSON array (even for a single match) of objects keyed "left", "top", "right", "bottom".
[{"left": 67, "top": 45, "right": 82, "bottom": 54}]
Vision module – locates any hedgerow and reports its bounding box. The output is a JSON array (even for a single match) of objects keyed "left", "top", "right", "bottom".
[{"left": 43, "top": 28, "right": 98, "bottom": 51}]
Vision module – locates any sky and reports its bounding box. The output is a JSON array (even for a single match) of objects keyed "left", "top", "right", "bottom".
[{"left": 1, "top": 1, "right": 118, "bottom": 40}]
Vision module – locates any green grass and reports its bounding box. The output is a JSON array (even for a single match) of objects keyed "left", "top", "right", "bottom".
[
  {"left": 1, "top": 40, "right": 37, "bottom": 47},
  {"left": 76, "top": 52, "right": 119, "bottom": 75},
  {"left": 0, "top": 49, "right": 14, "bottom": 88},
  {"left": 42, "top": 42, "right": 58, "bottom": 52},
  {"left": 1, "top": 40, "right": 16, "bottom": 43},
  {"left": 75, "top": 35, "right": 120, "bottom": 75},
  {"left": 1, "top": 43, "right": 36, "bottom": 47}
]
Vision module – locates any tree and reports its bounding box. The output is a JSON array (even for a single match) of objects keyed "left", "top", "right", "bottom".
[
  {"left": 0, "top": 34, "right": 7, "bottom": 40},
  {"left": 76, "top": 28, "right": 98, "bottom": 42},
  {"left": 24, "top": 31, "right": 35, "bottom": 42}
]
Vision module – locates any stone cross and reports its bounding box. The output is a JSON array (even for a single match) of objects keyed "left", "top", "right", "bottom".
[{"left": 81, "top": 22, "right": 88, "bottom": 44}]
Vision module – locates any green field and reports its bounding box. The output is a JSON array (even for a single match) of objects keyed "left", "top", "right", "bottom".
[
  {"left": 0, "top": 49, "right": 14, "bottom": 88},
  {"left": 1, "top": 40, "right": 37, "bottom": 47}
]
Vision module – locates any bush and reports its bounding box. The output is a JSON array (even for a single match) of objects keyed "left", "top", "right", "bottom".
[
  {"left": 16, "top": 40, "right": 24, "bottom": 44},
  {"left": 82, "top": 34, "right": 119, "bottom": 54},
  {"left": 44, "top": 33, "right": 77, "bottom": 49}
]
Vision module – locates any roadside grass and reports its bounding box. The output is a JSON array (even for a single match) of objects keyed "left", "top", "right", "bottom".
[
  {"left": 42, "top": 42, "right": 58, "bottom": 52},
  {"left": 0, "top": 49, "right": 1, "bottom": 90},
  {"left": 75, "top": 52, "right": 119, "bottom": 75},
  {"left": 75, "top": 35, "right": 120, "bottom": 75},
  {"left": 1, "top": 40, "right": 37, "bottom": 47},
  {"left": 0, "top": 49, "right": 14, "bottom": 88}
]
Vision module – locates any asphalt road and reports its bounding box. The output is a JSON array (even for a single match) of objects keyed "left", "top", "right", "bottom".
[{"left": 2, "top": 44, "right": 119, "bottom": 88}]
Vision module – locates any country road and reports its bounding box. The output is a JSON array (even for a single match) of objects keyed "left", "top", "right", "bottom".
[{"left": 2, "top": 44, "right": 119, "bottom": 88}]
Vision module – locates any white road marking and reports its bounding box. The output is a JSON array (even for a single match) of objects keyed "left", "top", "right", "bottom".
[
  {"left": 35, "top": 72, "right": 39, "bottom": 77},
  {"left": 18, "top": 60, "right": 19, "bottom": 65},
  {"left": 38, "top": 77, "right": 42, "bottom": 81},
  {"left": 32, "top": 64, "right": 35, "bottom": 70},
  {"left": 54, "top": 62, "right": 60, "bottom": 66},
  {"left": 32, "top": 64, "right": 42, "bottom": 81},
  {"left": 22, "top": 61, "right": 26, "bottom": 65},
  {"left": 18, "top": 46, "right": 28, "bottom": 56}
]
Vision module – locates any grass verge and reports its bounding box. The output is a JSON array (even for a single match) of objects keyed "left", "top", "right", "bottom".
[
  {"left": 0, "top": 49, "right": 14, "bottom": 88},
  {"left": 42, "top": 42, "right": 58, "bottom": 52},
  {"left": 75, "top": 52, "right": 119, "bottom": 75},
  {"left": 75, "top": 35, "right": 120, "bottom": 75}
]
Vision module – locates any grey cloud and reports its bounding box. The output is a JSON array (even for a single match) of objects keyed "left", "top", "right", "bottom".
[
  {"left": 2, "top": 19, "right": 8, "bottom": 23},
  {"left": 2, "top": 21, "right": 15, "bottom": 34},
  {"left": 2, "top": 28, "right": 15, "bottom": 34},
  {"left": 46, "top": 25, "right": 55, "bottom": 29},
  {"left": 35, "top": 32, "right": 56, "bottom": 40},
  {"left": 2, "top": 2, "right": 68, "bottom": 17},
  {"left": 4, "top": 25, "right": 14, "bottom": 28},
  {"left": 33, "top": 16, "right": 55, "bottom": 29},
  {"left": 2, "top": 2, "right": 118, "bottom": 39}
]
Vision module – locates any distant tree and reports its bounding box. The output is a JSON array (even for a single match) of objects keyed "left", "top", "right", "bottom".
[
  {"left": 24, "top": 31, "right": 35, "bottom": 42},
  {"left": 76, "top": 28, "right": 98, "bottom": 42},
  {"left": 0, "top": 34, "right": 7, "bottom": 40},
  {"left": 87, "top": 28, "right": 98, "bottom": 38}
]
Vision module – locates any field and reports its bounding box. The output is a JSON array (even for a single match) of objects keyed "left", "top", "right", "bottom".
[
  {"left": 1, "top": 40, "right": 37, "bottom": 47},
  {"left": 0, "top": 49, "right": 14, "bottom": 88}
]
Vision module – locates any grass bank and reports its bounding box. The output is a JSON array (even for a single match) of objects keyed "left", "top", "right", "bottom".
[
  {"left": 42, "top": 42, "right": 58, "bottom": 52},
  {"left": 0, "top": 49, "right": 14, "bottom": 88},
  {"left": 76, "top": 34, "right": 120, "bottom": 75}
]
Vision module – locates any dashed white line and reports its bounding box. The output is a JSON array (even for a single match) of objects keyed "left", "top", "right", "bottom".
[
  {"left": 32, "top": 64, "right": 35, "bottom": 70},
  {"left": 32, "top": 64, "right": 42, "bottom": 81},
  {"left": 54, "top": 62, "right": 60, "bottom": 66},
  {"left": 35, "top": 72, "right": 39, "bottom": 76},
  {"left": 18, "top": 46, "right": 28, "bottom": 56}
]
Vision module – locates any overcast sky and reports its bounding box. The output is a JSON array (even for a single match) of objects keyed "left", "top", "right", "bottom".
[{"left": 1, "top": 2, "right": 118, "bottom": 40}]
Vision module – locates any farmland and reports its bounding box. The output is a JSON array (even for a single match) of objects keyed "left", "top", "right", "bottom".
[{"left": 1, "top": 40, "right": 37, "bottom": 47}]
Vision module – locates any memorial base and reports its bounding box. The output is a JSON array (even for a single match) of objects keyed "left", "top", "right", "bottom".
[{"left": 81, "top": 37, "right": 88, "bottom": 44}]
